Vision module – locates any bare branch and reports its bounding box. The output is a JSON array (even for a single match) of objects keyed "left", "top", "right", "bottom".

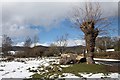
[{"left": 69, "top": 2, "right": 110, "bottom": 35}]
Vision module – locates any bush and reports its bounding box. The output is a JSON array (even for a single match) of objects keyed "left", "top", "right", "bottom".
[
  {"left": 14, "top": 47, "right": 45, "bottom": 58},
  {"left": 14, "top": 51, "right": 27, "bottom": 58},
  {"left": 6, "top": 56, "right": 14, "bottom": 61},
  {"left": 44, "top": 50, "right": 54, "bottom": 57}
]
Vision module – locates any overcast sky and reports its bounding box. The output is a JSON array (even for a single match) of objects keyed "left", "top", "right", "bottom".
[{"left": 0, "top": 0, "right": 119, "bottom": 46}]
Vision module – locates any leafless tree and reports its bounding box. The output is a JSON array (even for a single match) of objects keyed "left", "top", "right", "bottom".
[
  {"left": 23, "top": 37, "right": 32, "bottom": 56},
  {"left": 33, "top": 35, "right": 39, "bottom": 47},
  {"left": 2, "top": 34, "right": 13, "bottom": 56},
  {"left": 96, "top": 36, "right": 114, "bottom": 52},
  {"left": 56, "top": 34, "right": 68, "bottom": 54},
  {"left": 24, "top": 36, "right": 32, "bottom": 47},
  {"left": 68, "top": 2, "right": 110, "bottom": 64},
  {"left": 44, "top": 43, "right": 59, "bottom": 57}
]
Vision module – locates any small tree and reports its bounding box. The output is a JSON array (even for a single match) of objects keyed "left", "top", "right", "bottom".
[
  {"left": 68, "top": 2, "right": 110, "bottom": 64},
  {"left": 117, "top": 39, "right": 120, "bottom": 51},
  {"left": 114, "top": 38, "right": 120, "bottom": 51},
  {"left": 33, "top": 35, "right": 39, "bottom": 47},
  {"left": 24, "top": 37, "right": 32, "bottom": 47},
  {"left": 49, "top": 43, "right": 59, "bottom": 56},
  {"left": 2, "top": 34, "right": 13, "bottom": 56},
  {"left": 23, "top": 37, "right": 32, "bottom": 56},
  {"left": 96, "top": 36, "right": 114, "bottom": 52},
  {"left": 56, "top": 34, "right": 68, "bottom": 54}
]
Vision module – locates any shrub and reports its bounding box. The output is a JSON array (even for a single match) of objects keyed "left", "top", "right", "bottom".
[{"left": 6, "top": 56, "right": 14, "bottom": 61}]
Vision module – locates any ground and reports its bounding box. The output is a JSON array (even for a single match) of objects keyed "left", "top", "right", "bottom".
[{"left": 0, "top": 57, "right": 119, "bottom": 79}]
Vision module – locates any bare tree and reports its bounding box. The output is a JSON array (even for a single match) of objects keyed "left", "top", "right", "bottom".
[
  {"left": 44, "top": 43, "right": 59, "bottom": 57},
  {"left": 56, "top": 34, "right": 68, "bottom": 54},
  {"left": 23, "top": 37, "right": 32, "bottom": 56},
  {"left": 2, "top": 34, "right": 13, "bottom": 56},
  {"left": 33, "top": 35, "right": 39, "bottom": 47},
  {"left": 96, "top": 36, "right": 114, "bottom": 52},
  {"left": 69, "top": 2, "right": 110, "bottom": 64},
  {"left": 24, "top": 37, "right": 32, "bottom": 47}
]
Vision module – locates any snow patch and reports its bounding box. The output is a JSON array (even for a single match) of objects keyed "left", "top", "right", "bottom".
[
  {"left": 62, "top": 73, "right": 80, "bottom": 78},
  {"left": 94, "top": 58, "right": 120, "bottom": 61}
]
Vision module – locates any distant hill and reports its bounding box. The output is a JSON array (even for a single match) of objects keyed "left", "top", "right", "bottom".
[
  {"left": 10, "top": 45, "right": 48, "bottom": 51},
  {"left": 11, "top": 46, "right": 26, "bottom": 51}
]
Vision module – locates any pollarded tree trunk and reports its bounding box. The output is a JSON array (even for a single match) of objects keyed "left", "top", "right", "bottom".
[
  {"left": 80, "top": 21, "right": 99, "bottom": 64},
  {"left": 69, "top": 2, "right": 109, "bottom": 64},
  {"left": 85, "top": 34, "right": 96, "bottom": 64}
]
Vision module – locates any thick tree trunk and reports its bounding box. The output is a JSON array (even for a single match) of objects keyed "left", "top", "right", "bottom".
[
  {"left": 80, "top": 21, "right": 99, "bottom": 64},
  {"left": 85, "top": 34, "right": 96, "bottom": 64}
]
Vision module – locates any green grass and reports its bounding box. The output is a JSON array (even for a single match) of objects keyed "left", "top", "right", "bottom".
[
  {"left": 61, "top": 63, "right": 107, "bottom": 75},
  {"left": 31, "top": 63, "right": 108, "bottom": 78},
  {"left": 62, "top": 63, "right": 106, "bottom": 73},
  {"left": 31, "top": 73, "right": 44, "bottom": 78}
]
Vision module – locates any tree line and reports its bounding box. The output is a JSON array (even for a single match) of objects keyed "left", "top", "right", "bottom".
[
  {"left": 1, "top": 34, "right": 120, "bottom": 58},
  {"left": 96, "top": 36, "right": 120, "bottom": 51}
]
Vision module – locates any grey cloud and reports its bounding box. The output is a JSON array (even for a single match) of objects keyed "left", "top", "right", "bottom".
[
  {"left": 1, "top": 2, "right": 73, "bottom": 37},
  {"left": 2, "top": 23, "right": 39, "bottom": 38},
  {"left": 2, "top": 2, "right": 72, "bottom": 27},
  {"left": 1, "top": 2, "right": 118, "bottom": 38},
  {"left": 2, "top": 2, "right": 118, "bottom": 26}
]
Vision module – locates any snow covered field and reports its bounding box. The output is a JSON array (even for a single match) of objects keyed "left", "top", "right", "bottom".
[
  {"left": 0, "top": 57, "right": 119, "bottom": 80},
  {"left": 0, "top": 57, "right": 59, "bottom": 80}
]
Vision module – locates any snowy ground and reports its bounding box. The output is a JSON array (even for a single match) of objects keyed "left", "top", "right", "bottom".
[
  {"left": 0, "top": 57, "right": 119, "bottom": 80},
  {"left": 0, "top": 57, "right": 59, "bottom": 80},
  {"left": 94, "top": 58, "right": 120, "bottom": 61}
]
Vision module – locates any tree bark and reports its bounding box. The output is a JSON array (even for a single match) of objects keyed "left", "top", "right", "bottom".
[
  {"left": 80, "top": 21, "right": 99, "bottom": 64},
  {"left": 85, "top": 34, "right": 95, "bottom": 64},
  {"left": 85, "top": 29, "right": 99, "bottom": 64}
]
